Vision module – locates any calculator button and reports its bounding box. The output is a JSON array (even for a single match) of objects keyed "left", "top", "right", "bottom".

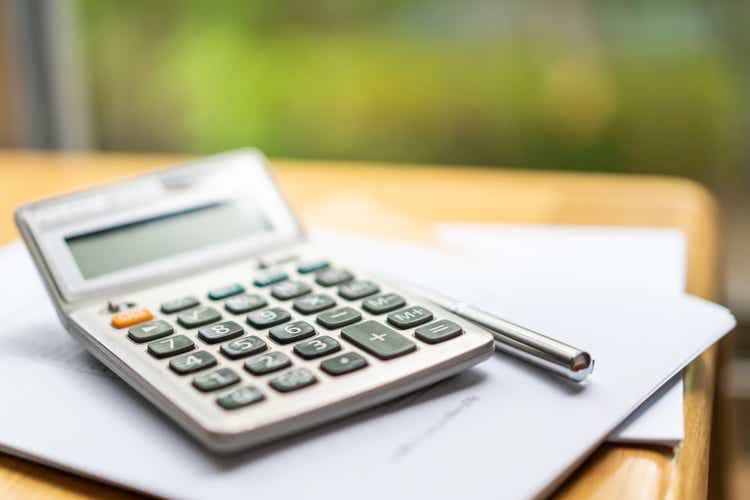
[
  {"left": 315, "top": 268, "right": 354, "bottom": 287},
  {"left": 293, "top": 294, "right": 336, "bottom": 314},
  {"left": 244, "top": 351, "right": 292, "bottom": 375},
  {"left": 338, "top": 280, "right": 380, "bottom": 300},
  {"left": 387, "top": 306, "right": 433, "bottom": 329},
  {"left": 160, "top": 296, "right": 199, "bottom": 314},
  {"left": 362, "top": 293, "right": 406, "bottom": 314},
  {"left": 147, "top": 335, "right": 195, "bottom": 359},
  {"left": 170, "top": 351, "right": 216, "bottom": 375},
  {"left": 316, "top": 307, "right": 362, "bottom": 329},
  {"left": 177, "top": 306, "right": 222, "bottom": 329},
  {"left": 269, "top": 368, "right": 317, "bottom": 393},
  {"left": 320, "top": 352, "right": 368, "bottom": 376},
  {"left": 225, "top": 294, "right": 267, "bottom": 314},
  {"left": 127, "top": 320, "right": 173, "bottom": 343},
  {"left": 270, "top": 281, "right": 312, "bottom": 300},
  {"left": 293, "top": 335, "right": 341, "bottom": 359},
  {"left": 253, "top": 271, "right": 289, "bottom": 287},
  {"left": 342, "top": 320, "right": 416, "bottom": 360},
  {"left": 297, "top": 260, "right": 330, "bottom": 274},
  {"left": 221, "top": 335, "right": 267, "bottom": 359},
  {"left": 111, "top": 308, "right": 153, "bottom": 329},
  {"left": 208, "top": 283, "right": 245, "bottom": 300},
  {"left": 217, "top": 386, "right": 265, "bottom": 410},
  {"left": 415, "top": 320, "right": 464, "bottom": 344},
  {"left": 197, "top": 320, "right": 244, "bottom": 344},
  {"left": 269, "top": 321, "right": 316, "bottom": 344},
  {"left": 246, "top": 307, "right": 291, "bottom": 329},
  {"left": 193, "top": 367, "right": 240, "bottom": 392}
]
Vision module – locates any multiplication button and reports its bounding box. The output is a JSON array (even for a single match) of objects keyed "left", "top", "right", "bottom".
[
  {"left": 341, "top": 320, "right": 416, "bottom": 360},
  {"left": 293, "top": 294, "right": 336, "bottom": 314}
]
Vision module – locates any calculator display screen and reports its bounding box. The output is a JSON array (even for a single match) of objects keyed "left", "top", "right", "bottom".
[{"left": 65, "top": 202, "right": 272, "bottom": 279}]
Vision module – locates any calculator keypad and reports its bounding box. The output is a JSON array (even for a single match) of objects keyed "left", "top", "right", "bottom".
[
  {"left": 415, "top": 320, "right": 463, "bottom": 344},
  {"left": 177, "top": 306, "right": 222, "bottom": 329},
  {"left": 197, "top": 320, "right": 244, "bottom": 344}
]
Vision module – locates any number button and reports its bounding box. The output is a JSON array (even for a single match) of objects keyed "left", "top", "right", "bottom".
[
  {"left": 217, "top": 386, "right": 265, "bottom": 410},
  {"left": 338, "top": 280, "right": 380, "bottom": 300},
  {"left": 362, "top": 293, "right": 406, "bottom": 314},
  {"left": 341, "top": 320, "right": 416, "bottom": 360},
  {"left": 315, "top": 268, "right": 354, "bottom": 287},
  {"left": 269, "top": 321, "right": 315, "bottom": 344},
  {"left": 387, "top": 306, "right": 433, "bottom": 329},
  {"left": 170, "top": 351, "right": 216, "bottom": 375},
  {"left": 244, "top": 351, "right": 291, "bottom": 375},
  {"left": 193, "top": 367, "right": 240, "bottom": 392},
  {"left": 293, "top": 335, "right": 341, "bottom": 359},
  {"left": 208, "top": 283, "right": 245, "bottom": 300},
  {"left": 177, "top": 306, "right": 221, "bottom": 329},
  {"left": 269, "top": 368, "right": 317, "bottom": 393},
  {"left": 147, "top": 335, "right": 195, "bottom": 359},
  {"left": 415, "top": 320, "right": 463, "bottom": 344},
  {"left": 293, "top": 294, "right": 336, "bottom": 314},
  {"left": 270, "top": 281, "right": 312, "bottom": 300},
  {"left": 220, "top": 335, "right": 267, "bottom": 360},
  {"left": 111, "top": 308, "right": 153, "bottom": 329},
  {"left": 320, "top": 352, "right": 368, "bottom": 376},
  {"left": 253, "top": 271, "right": 288, "bottom": 287},
  {"left": 246, "top": 307, "right": 291, "bottom": 329},
  {"left": 316, "top": 307, "right": 362, "bottom": 329},
  {"left": 197, "top": 320, "right": 244, "bottom": 344},
  {"left": 127, "top": 320, "right": 173, "bottom": 343},
  {"left": 160, "top": 296, "right": 199, "bottom": 314},
  {"left": 225, "top": 294, "right": 267, "bottom": 314}
]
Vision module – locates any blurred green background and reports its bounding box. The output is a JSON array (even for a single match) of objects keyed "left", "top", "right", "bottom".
[{"left": 78, "top": 0, "right": 749, "bottom": 184}]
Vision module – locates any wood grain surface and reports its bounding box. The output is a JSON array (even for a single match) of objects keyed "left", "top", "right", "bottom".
[{"left": 0, "top": 151, "right": 722, "bottom": 499}]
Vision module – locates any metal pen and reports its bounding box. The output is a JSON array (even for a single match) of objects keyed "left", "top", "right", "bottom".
[{"left": 409, "top": 286, "right": 595, "bottom": 382}]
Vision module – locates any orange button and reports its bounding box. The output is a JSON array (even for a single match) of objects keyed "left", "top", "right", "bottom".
[{"left": 111, "top": 308, "right": 153, "bottom": 329}]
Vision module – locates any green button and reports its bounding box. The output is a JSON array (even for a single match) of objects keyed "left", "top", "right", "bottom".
[
  {"left": 128, "top": 320, "right": 173, "bottom": 343},
  {"left": 147, "top": 335, "right": 195, "bottom": 359},
  {"left": 320, "top": 352, "right": 368, "bottom": 376},
  {"left": 297, "top": 260, "right": 330, "bottom": 274},
  {"left": 341, "top": 320, "right": 416, "bottom": 360},
  {"left": 217, "top": 386, "right": 265, "bottom": 410},
  {"left": 193, "top": 368, "right": 240, "bottom": 392},
  {"left": 208, "top": 283, "right": 245, "bottom": 300}
]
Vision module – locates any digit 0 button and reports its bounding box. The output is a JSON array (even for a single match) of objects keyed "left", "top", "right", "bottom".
[{"left": 111, "top": 308, "right": 153, "bottom": 329}]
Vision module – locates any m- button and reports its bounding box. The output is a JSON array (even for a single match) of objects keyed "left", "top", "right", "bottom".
[{"left": 341, "top": 320, "right": 416, "bottom": 360}]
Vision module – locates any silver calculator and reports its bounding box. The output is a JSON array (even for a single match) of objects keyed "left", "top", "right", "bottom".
[{"left": 15, "top": 150, "right": 494, "bottom": 452}]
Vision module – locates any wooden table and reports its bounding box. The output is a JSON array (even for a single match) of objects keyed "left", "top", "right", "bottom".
[{"left": 0, "top": 151, "right": 722, "bottom": 499}]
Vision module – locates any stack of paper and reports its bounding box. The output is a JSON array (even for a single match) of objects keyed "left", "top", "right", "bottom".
[{"left": 0, "top": 226, "right": 734, "bottom": 499}]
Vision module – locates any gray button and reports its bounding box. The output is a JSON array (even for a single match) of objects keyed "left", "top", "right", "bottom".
[
  {"left": 169, "top": 350, "right": 217, "bottom": 375},
  {"left": 387, "top": 306, "right": 433, "bottom": 329},
  {"left": 177, "top": 306, "right": 222, "bottom": 328},
  {"left": 128, "top": 320, "right": 173, "bottom": 343},
  {"left": 147, "top": 334, "right": 195, "bottom": 359},
  {"left": 269, "top": 368, "right": 317, "bottom": 393},
  {"left": 362, "top": 293, "right": 406, "bottom": 314},
  {"left": 293, "top": 335, "right": 341, "bottom": 359},
  {"left": 217, "top": 386, "right": 265, "bottom": 410},
  {"left": 316, "top": 307, "right": 361, "bottom": 329},
  {"left": 246, "top": 307, "right": 291, "bottom": 329},
  {"left": 271, "top": 281, "right": 312, "bottom": 300},
  {"left": 415, "top": 320, "right": 463, "bottom": 344},
  {"left": 161, "top": 296, "right": 199, "bottom": 314},
  {"left": 193, "top": 367, "right": 240, "bottom": 392},
  {"left": 244, "top": 351, "right": 291, "bottom": 375},
  {"left": 197, "top": 320, "right": 244, "bottom": 344},
  {"left": 293, "top": 293, "right": 336, "bottom": 314},
  {"left": 220, "top": 335, "right": 267, "bottom": 359},
  {"left": 338, "top": 280, "right": 380, "bottom": 300},
  {"left": 320, "top": 352, "right": 368, "bottom": 376},
  {"left": 342, "top": 320, "right": 416, "bottom": 360},
  {"left": 225, "top": 294, "right": 267, "bottom": 314},
  {"left": 315, "top": 268, "right": 354, "bottom": 287},
  {"left": 269, "top": 321, "right": 315, "bottom": 344}
]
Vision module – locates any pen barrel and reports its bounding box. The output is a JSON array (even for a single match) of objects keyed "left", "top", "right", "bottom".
[{"left": 452, "top": 304, "right": 593, "bottom": 382}]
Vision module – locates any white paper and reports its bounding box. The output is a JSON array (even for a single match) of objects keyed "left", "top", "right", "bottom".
[
  {"left": 0, "top": 236, "right": 734, "bottom": 500},
  {"left": 433, "top": 223, "right": 688, "bottom": 445}
]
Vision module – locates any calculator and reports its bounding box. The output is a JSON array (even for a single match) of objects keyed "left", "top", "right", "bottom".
[{"left": 15, "top": 150, "right": 494, "bottom": 452}]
